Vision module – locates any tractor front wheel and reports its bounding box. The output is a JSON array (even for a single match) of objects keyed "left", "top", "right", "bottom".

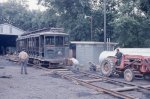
[{"left": 124, "top": 69, "right": 134, "bottom": 82}]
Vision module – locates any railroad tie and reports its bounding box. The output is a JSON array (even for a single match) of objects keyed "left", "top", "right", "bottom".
[{"left": 111, "top": 86, "right": 138, "bottom": 92}]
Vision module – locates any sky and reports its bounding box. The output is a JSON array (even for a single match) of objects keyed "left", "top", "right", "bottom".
[{"left": 0, "top": 0, "right": 46, "bottom": 11}]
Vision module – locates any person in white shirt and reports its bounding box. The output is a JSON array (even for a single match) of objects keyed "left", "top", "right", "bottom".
[
  {"left": 18, "top": 49, "right": 29, "bottom": 74},
  {"left": 69, "top": 58, "right": 79, "bottom": 71}
]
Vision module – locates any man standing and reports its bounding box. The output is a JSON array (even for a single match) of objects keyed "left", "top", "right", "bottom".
[
  {"left": 18, "top": 49, "right": 29, "bottom": 74},
  {"left": 115, "top": 49, "right": 123, "bottom": 65}
]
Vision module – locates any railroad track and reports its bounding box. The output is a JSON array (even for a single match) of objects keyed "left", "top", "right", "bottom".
[
  {"left": 6, "top": 54, "right": 150, "bottom": 98},
  {"left": 32, "top": 65, "right": 150, "bottom": 99},
  {"left": 54, "top": 71, "right": 136, "bottom": 99},
  {"left": 8, "top": 59, "right": 148, "bottom": 99}
]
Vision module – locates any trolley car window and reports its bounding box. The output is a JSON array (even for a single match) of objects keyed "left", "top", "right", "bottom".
[
  {"left": 45, "top": 36, "right": 54, "bottom": 45},
  {"left": 64, "top": 36, "right": 69, "bottom": 45},
  {"left": 29, "top": 40, "right": 32, "bottom": 47},
  {"left": 55, "top": 36, "right": 63, "bottom": 46},
  {"left": 20, "top": 40, "right": 24, "bottom": 47}
]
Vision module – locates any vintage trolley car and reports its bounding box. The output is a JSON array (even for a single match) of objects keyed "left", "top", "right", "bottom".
[{"left": 16, "top": 28, "right": 69, "bottom": 68}]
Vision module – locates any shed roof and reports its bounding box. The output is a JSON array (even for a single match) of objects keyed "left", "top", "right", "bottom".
[
  {"left": 71, "top": 41, "right": 118, "bottom": 45},
  {"left": 22, "top": 28, "right": 65, "bottom": 36},
  {"left": 0, "top": 23, "right": 25, "bottom": 33},
  {"left": 17, "top": 31, "right": 68, "bottom": 40}
]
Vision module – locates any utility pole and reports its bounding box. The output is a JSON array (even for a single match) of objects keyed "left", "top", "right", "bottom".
[
  {"left": 85, "top": 16, "right": 93, "bottom": 41},
  {"left": 104, "top": 0, "right": 107, "bottom": 50},
  {"left": 90, "top": 16, "right": 93, "bottom": 41}
]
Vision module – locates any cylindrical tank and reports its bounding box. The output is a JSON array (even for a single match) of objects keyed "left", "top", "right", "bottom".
[
  {"left": 99, "top": 48, "right": 150, "bottom": 64},
  {"left": 115, "top": 48, "right": 150, "bottom": 56},
  {"left": 99, "top": 51, "right": 115, "bottom": 64}
]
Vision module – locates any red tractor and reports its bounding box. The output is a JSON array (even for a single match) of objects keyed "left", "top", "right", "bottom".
[{"left": 100, "top": 54, "right": 150, "bottom": 81}]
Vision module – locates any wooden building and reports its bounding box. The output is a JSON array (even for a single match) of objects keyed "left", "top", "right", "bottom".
[{"left": 0, "top": 23, "right": 25, "bottom": 55}]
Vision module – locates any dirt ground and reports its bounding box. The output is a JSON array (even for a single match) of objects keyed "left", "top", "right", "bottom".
[
  {"left": 0, "top": 57, "right": 114, "bottom": 99},
  {"left": 1, "top": 56, "right": 150, "bottom": 99}
]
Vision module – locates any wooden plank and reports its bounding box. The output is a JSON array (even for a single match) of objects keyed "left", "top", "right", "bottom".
[
  {"left": 82, "top": 78, "right": 103, "bottom": 83},
  {"left": 70, "top": 74, "right": 87, "bottom": 78},
  {"left": 0, "top": 75, "right": 12, "bottom": 78},
  {"left": 55, "top": 70, "right": 72, "bottom": 73},
  {"left": 111, "top": 86, "right": 138, "bottom": 92},
  {"left": 55, "top": 71, "right": 136, "bottom": 99},
  {"left": 141, "top": 85, "right": 150, "bottom": 88},
  {"left": 51, "top": 69, "right": 68, "bottom": 71},
  {"left": 81, "top": 72, "right": 146, "bottom": 90},
  {"left": 0, "top": 67, "right": 4, "bottom": 69}
]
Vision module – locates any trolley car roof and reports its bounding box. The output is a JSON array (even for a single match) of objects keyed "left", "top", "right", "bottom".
[{"left": 17, "top": 31, "right": 68, "bottom": 40}]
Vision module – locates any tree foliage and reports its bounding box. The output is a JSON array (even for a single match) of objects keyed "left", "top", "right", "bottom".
[
  {"left": 0, "top": 1, "right": 57, "bottom": 31},
  {"left": 39, "top": 0, "right": 92, "bottom": 41},
  {"left": 0, "top": 0, "right": 150, "bottom": 47},
  {"left": 111, "top": 0, "right": 150, "bottom": 47}
]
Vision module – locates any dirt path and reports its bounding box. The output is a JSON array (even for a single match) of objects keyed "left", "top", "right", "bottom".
[{"left": 0, "top": 58, "right": 113, "bottom": 99}]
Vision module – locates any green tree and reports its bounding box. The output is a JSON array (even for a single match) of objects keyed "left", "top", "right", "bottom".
[
  {"left": 0, "top": 1, "right": 57, "bottom": 31},
  {"left": 0, "top": 1, "right": 32, "bottom": 30},
  {"left": 111, "top": 0, "right": 150, "bottom": 47},
  {"left": 39, "top": 0, "right": 92, "bottom": 41},
  {"left": 38, "top": 0, "right": 117, "bottom": 41}
]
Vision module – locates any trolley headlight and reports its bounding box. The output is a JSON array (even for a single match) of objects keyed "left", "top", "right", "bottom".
[{"left": 58, "top": 51, "right": 62, "bottom": 55}]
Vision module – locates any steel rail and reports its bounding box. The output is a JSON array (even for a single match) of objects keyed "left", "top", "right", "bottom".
[
  {"left": 33, "top": 65, "right": 150, "bottom": 91},
  {"left": 32, "top": 66, "right": 149, "bottom": 98},
  {"left": 81, "top": 72, "right": 150, "bottom": 90},
  {"left": 55, "top": 71, "right": 137, "bottom": 99}
]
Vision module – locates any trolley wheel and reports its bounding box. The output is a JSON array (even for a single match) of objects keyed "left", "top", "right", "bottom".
[
  {"left": 100, "top": 58, "right": 115, "bottom": 77},
  {"left": 124, "top": 69, "right": 134, "bottom": 82},
  {"left": 37, "top": 60, "right": 41, "bottom": 66}
]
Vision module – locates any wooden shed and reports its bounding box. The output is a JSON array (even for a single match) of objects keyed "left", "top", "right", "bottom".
[{"left": 0, "top": 23, "right": 25, "bottom": 55}]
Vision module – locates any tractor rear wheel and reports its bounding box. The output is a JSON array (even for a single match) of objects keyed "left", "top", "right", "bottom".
[
  {"left": 124, "top": 69, "right": 134, "bottom": 82},
  {"left": 100, "top": 58, "right": 115, "bottom": 77}
]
